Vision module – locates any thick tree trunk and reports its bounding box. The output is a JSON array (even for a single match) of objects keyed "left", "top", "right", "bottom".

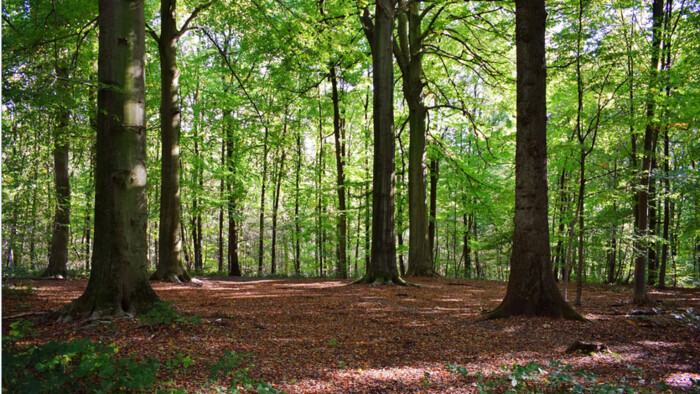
[
  {"left": 489, "top": 0, "right": 583, "bottom": 320},
  {"left": 356, "top": 0, "right": 404, "bottom": 285},
  {"left": 330, "top": 66, "right": 348, "bottom": 279},
  {"left": 152, "top": 0, "right": 190, "bottom": 283},
  {"left": 60, "top": 0, "right": 158, "bottom": 319},
  {"left": 394, "top": 2, "right": 433, "bottom": 277},
  {"left": 45, "top": 75, "right": 71, "bottom": 278}
]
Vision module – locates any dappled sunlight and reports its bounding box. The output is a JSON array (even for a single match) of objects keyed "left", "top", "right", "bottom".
[
  {"left": 4, "top": 277, "right": 699, "bottom": 392},
  {"left": 664, "top": 372, "right": 700, "bottom": 388}
]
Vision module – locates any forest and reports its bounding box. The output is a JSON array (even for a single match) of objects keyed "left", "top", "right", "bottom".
[{"left": 2, "top": 0, "right": 700, "bottom": 392}]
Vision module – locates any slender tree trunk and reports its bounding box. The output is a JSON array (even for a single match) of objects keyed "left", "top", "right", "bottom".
[
  {"left": 463, "top": 213, "right": 472, "bottom": 278},
  {"left": 428, "top": 153, "right": 439, "bottom": 263},
  {"left": 330, "top": 65, "right": 348, "bottom": 279},
  {"left": 61, "top": 0, "right": 158, "bottom": 318},
  {"left": 225, "top": 111, "right": 241, "bottom": 276},
  {"left": 271, "top": 145, "right": 286, "bottom": 275},
  {"left": 658, "top": 130, "right": 670, "bottom": 288},
  {"left": 218, "top": 135, "right": 225, "bottom": 272},
  {"left": 294, "top": 131, "right": 302, "bottom": 275},
  {"left": 648, "top": 157, "right": 658, "bottom": 285},
  {"left": 473, "top": 216, "right": 481, "bottom": 278},
  {"left": 317, "top": 89, "right": 325, "bottom": 277},
  {"left": 257, "top": 125, "right": 270, "bottom": 275},
  {"left": 633, "top": 0, "right": 664, "bottom": 305},
  {"left": 489, "top": 0, "right": 582, "bottom": 320},
  {"left": 45, "top": 67, "right": 71, "bottom": 278}
]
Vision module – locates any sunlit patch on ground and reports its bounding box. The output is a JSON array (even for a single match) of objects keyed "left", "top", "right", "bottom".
[
  {"left": 3, "top": 277, "right": 699, "bottom": 392},
  {"left": 665, "top": 372, "right": 700, "bottom": 388}
]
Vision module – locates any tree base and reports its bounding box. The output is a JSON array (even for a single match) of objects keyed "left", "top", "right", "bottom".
[
  {"left": 487, "top": 299, "right": 587, "bottom": 322},
  {"left": 405, "top": 267, "right": 440, "bottom": 278},
  {"left": 150, "top": 269, "right": 191, "bottom": 283},
  {"left": 55, "top": 280, "right": 158, "bottom": 323},
  {"left": 352, "top": 272, "right": 412, "bottom": 286}
]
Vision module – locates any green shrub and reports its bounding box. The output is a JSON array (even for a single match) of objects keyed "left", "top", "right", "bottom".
[
  {"left": 208, "top": 351, "right": 283, "bottom": 393},
  {"left": 2, "top": 336, "right": 159, "bottom": 393},
  {"left": 139, "top": 301, "right": 202, "bottom": 326},
  {"left": 447, "top": 360, "right": 646, "bottom": 393}
]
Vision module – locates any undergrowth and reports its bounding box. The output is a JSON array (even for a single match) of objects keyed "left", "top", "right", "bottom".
[
  {"left": 446, "top": 359, "right": 678, "bottom": 393},
  {"left": 2, "top": 319, "right": 281, "bottom": 393}
]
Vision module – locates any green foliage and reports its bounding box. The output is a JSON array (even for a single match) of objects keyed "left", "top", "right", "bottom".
[
  {"left": 2, "top": 337, "right": 159, "bottom": 393},
  {"left": 208, "top": 351, "right": 283, "bottom": 393},
  {"left": 5, "top": 319, "right": 38, "bottom": 340},
  {"left": 165, "top": 352, "right": 196, "bottom": 375},
  {"left": 138, "top": 301, "right": 202, "bottom": 326},
  {"left": 447, "top": 360, "right": 657, "bottom": 393},
  {"left": 327, "top": 337, "right": 341, "bottom": 348}
]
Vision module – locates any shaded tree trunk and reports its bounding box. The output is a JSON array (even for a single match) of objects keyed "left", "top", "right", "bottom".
[
  {"left": 271, "top": 144, "right": 286, "bottom": 275},
  {"left": 225, "top": 110, "right": 241, "bottom": 276},
  {"left": 356, "top": 0, "right": 404, "bottom": 285},
  {"left": 45, "top": 70, "right": 71, "bottom": 278},
  {"left": 294, "top": 130, "right": 302, "bottom": 275},
  {"left": 257, "top": 125, "right": 270, "bottom": 275},
  {"left": 152, "top": 0, "right": 189, "bottom": 283},
  {"left": 488, "top": 0, "right": 583, "bottom": 320},
  {"left": 330, "top": 65, "right": 348, "bottom": 279},
  {"left": 428, "top": 152, "right": 439, "bottom": 263},
  {"left": 658, "top": 130, "right": 670, "bottom": 288},
  {"left": 633, "top": 0, "right": 664, "bottom": 305},
  {"left": 60, "top": 0, "right": 158, "bottom": 319},
  {"left": 394, "top": 1, "right": 433, "bottom": 277},
  {"left": 219, "top": 134, "right": 225, "bottom": 272}
]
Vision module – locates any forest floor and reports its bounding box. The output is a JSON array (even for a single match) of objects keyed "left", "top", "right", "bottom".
[{"left": 3, "top": 277, "right": 699, "bottom": 393}]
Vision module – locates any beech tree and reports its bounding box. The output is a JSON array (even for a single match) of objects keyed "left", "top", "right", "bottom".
[
  {"left": 356, "top": 0, "right": 405, "bottom": 284},
  {"left": 60, "top": 0, "right": 158, "bottom": 318},
  {"left": 488, "top": 0, "right": 583, "bottom": 320}
]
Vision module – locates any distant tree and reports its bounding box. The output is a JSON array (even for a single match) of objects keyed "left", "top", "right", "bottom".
[
  {"left": 60, "top": 0, "right": 158, "bottom": 318},
  {"left": 488, "top": 0, "right": 583, "bottom": 320}
]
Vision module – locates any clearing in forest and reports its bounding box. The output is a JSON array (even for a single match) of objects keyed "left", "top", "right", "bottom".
[{"left": 3, "top": 277, "right": 699, "bottom": 392}]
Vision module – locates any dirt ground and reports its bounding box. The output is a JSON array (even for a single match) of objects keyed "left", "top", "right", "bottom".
[{"left": 3, "top": 277, "right": 699, "bottom": 392}]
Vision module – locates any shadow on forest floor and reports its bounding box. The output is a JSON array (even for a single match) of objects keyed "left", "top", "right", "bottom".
[{"left": 3, "top": 277, "right": 699, "bottom": 392}]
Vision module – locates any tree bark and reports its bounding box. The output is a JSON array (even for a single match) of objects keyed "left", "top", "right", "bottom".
[
  {"left": 633, "top": 0, "right": 664, "bottom": 305},
  {"left": 45, "top": 68, "right": 71, "bottom": 278},
  {"left": 488, "top": 0, "right": 583, "bottom": 320},
  {"left": 294, "top": 130, "right": 302, "bottom": 275},
  {"left": 428, "top": 152, "right": 439, "bottom": 263},
  {"left": 330, "top": 65, "right": 348, "bottom": 279},
  {"left": 394, "top": 1, "right": 433, "bottom": 277},
  {"left": 60, "top": 0, "right": 158, "bottom": 319},
  {"left": 658, "top": 130, "right": 670, "bottom": 288},
  {"left": 271, "top": 144, "right": 286, "bottom": 275},
  {"left": 356, "top": 0, "right": 404, "bottom": 285},
  {"left": 152, "top": 0, "right": 190, "bottom": 283},
  {"left": 257, "top": 125, "right": 270, "bottom": 275},
  {"left": 225, "top": 110, "right": 241, "bottom": 276}
]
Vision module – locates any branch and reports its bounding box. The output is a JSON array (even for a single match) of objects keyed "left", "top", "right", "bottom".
[
  {"left": 178, "top": 0, "right": 217, "bottom": 37},
  {"left": 145, "top": 22, "right": 160, "bottom": 42}
]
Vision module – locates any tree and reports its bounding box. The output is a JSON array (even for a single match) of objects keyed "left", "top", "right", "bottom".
[
  {"left": 330, "top": 65, "right": 349, "bottom": 279},
  {"left": 393, "top": 0, "right": 435, "bottom": 277},
  {"left": 356, "top": 0, "right": 405, "bottom": 285},
  {"left": 60, "top": 0, "right": 158, "bottom": 319},
  {"left": 633, "top": 0, "right": 665, "bottom": 305},
  {"left": 44, "top": 67, "right": 71, "bottom": 279},
  {"left": 150, "top": 0, "right": 215, "bottom": 283},
  {"left": 488, "top": 0, "right": 583, "bottom": 320}
]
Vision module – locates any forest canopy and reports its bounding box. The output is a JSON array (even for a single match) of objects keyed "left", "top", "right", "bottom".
[{"left": 2, "top": 0, "right": 699, "bottom": 293}]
